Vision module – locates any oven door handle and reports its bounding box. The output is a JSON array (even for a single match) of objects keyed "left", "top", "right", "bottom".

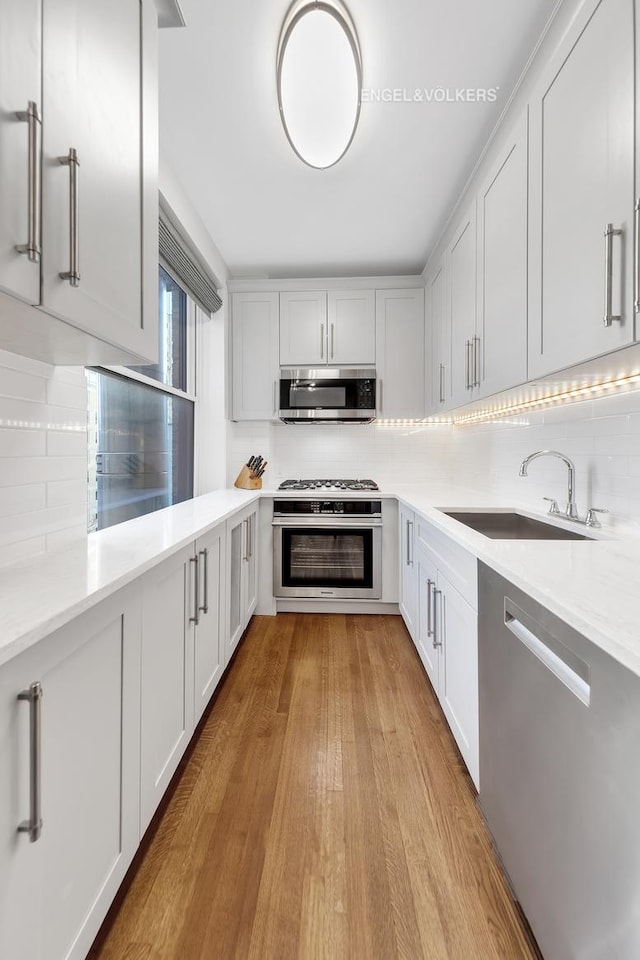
[{"left": 272, "top": 518, "right": 382, "bottom": 528}]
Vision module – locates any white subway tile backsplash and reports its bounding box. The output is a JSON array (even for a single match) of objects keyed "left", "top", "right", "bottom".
[
  {"left": 0, "top": 429, "right": 47, "bottom": 458},
  {"left": 0, "top": 484, "right": 46, "bottom": 518},
  {"left": 0, "top": 367, "right": 47, "bottom": 403},
  {"left": 46, "top": 429, "right": 88, "bottom": 457},
  {"left": 0, "top": 352, "right": 87, "bottom": 555}
]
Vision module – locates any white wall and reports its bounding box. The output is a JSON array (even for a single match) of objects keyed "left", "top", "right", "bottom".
[{"left": 0, "top": 350, "right": 88, "bottom": 565}]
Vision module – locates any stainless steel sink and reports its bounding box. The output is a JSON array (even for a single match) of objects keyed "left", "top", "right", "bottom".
[{"left": 440, "top": 510, "right": 592, "bottom": 541}]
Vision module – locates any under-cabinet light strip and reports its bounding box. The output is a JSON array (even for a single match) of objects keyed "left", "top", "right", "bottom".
[{"left": 452, "top": 372, "right": 640, "bottom": 425}]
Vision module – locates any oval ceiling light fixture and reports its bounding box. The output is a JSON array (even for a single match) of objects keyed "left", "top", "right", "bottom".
[{"left": 277, "top": 0, "right": 362, "bottom": 170}]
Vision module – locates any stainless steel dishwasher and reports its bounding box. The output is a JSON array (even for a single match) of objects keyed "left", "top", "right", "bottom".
[{"left": 478, "top": 562, "right": 640, "bottom": 960}]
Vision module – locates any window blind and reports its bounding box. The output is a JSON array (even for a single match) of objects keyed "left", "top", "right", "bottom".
[{"left": 158, "top": 215, "right": 222, "bottom": 315}]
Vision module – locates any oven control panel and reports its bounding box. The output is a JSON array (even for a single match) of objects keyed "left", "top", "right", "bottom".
[{"left": 273, "top": 499, "right": 382, "bottom": 517}]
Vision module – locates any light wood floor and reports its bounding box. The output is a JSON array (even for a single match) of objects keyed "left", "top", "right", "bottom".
[{"left": 89, "top": 614, "right": 539, "bottom": 960}]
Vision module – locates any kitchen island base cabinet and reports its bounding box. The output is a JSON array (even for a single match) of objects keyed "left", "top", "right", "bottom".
[
  {"left": 226, "top": 504, "right": 258, "bottom": 662},
  {"left": 0, "top": 587, "right": 141, "bottom": 960}
]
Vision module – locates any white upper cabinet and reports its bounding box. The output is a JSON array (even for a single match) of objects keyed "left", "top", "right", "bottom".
[
  {"left": 448, "top": 203, "right": 478, "bottom": 408},
  {"left": 0, "top": 0, "right": 42, "bottom": 308},
  {"left": 0, "top": 0, "right": 158, "bottom": 365},
  {"left": 326, "top": 289, "right": 376, "bottom": 364},
  {"left": 232, "top": 292, "right": 280, "bottom": 420},
  {"left": 528, "top": 0, "right": 635, "bottom": 377},
  {"left": 375, "top": 288, "right": 425, "bottom": 418},
  {"left": 279, "top": 288, "right": 376, "bottom": 366},
  {"left": 476, "top": 110, "right": 529, "bottom": 398},
  {"left": 279, "top": 291, "right": 327, "bottom": 365},
  {"left": 426, "top": 260, "right": 449, "bottom": 414}
]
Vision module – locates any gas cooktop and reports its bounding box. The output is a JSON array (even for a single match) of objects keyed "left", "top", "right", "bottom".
[{"left": 278, "top": 479, "right": 379, "bottom": 492}]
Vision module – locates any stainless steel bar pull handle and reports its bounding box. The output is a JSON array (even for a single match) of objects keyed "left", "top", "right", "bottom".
[
  {"left": 407, "top": 520, "right": 414, "bottom": 566},
  {"left": 17, "top": 682, "right": 43, "bottom": 842},
  {"left": 247, "top": 515, "right": 253, "bottom": 559},
  {"left": 439, "top": 363, "right": 445, "bottom": 404},
  {"left": 330, "top": 323, "right": 335, "bottom": 359},
  {"left": 199, "top": 548, "right": 209, "bottom": 614},
  {"left": 58, "top": 148, "right": 80, "bottom": 286},
  {"left": 473, "top": 336, "right": 481, "bottom": 388},
  {"left": 635, "top": 200, "right": 640, "bottom": 314},
  {"left": 15, "top": 102, "right": 41, "bottom": 263},
  {"left": 189, "top": 555, "right": 200, "bottom": 625},
  {"left": 464, "top": 341, "right": 471, "bottom": 390},
  {"left": 604, "top": 222, "right": 622, "bottom": 326},
  {"left": 320, "top": 323, "right": 324, "bottom": 359},
  {"left": 432, "top": 589, "right": 443, "bottom": 648},
  {"left": 243, "top": 518, "right": 250, "bottom": 562},
  {"left": 426, "top": 578, "right": 435, "bottom": 638}
]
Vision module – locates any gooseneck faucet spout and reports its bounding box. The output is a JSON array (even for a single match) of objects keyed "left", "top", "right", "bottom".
[{"left": 519, "top": 450, "right": 579, "bottom": 520}]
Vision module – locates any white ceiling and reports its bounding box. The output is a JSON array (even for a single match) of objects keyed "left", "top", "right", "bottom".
[{"left": 159, "top": 0, "right": 559, "bottom": 279}]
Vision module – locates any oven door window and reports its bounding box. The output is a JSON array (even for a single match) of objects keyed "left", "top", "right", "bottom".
[{"left": 281, "top": 527, "right": 374, "bottom": 589}]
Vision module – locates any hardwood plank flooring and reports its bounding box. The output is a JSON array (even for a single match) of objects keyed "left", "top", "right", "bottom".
[{"left": 89, "top": 614, "right": 539, "bottom": 960}]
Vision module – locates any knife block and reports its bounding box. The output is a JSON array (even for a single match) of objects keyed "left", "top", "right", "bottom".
[{"left": 234, "top": 464, "right": 262, "bottom": 490}]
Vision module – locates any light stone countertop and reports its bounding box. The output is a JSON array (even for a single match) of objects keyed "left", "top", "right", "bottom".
[
  {"left": 0, "top": 489, "right": 259, "bottom": 668},
  {"left": 1, "top": 482, "right": 639, "bottom": 680}
]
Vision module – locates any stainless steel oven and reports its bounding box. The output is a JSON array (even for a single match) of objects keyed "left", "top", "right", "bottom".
[{"left": 273, "top": 499, "right": 382, "bottom": 599}]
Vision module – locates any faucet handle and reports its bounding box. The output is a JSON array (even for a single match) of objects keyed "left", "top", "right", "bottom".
[
  {"left": 543, "top": 496, "right": 560, "bottom": 515},
  {"left": 585, "top": 507, "right": 609, "bottom": 528}
]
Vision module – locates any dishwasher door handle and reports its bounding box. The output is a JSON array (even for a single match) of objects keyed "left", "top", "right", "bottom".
[{"left": 504, "top": 602, "right": 590, "bottom": 705}]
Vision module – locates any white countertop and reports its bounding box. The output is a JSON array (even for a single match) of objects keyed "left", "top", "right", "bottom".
[
  {"left": 0, "top": 489, "right": 259, "bottom": 668},
  {"left": 1, "top": 482, "right": 639, "bottom": 680}
]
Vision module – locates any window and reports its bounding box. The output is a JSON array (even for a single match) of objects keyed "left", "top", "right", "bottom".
[{"left": 87, "top": 267, "right": 196, "bottom": 532}]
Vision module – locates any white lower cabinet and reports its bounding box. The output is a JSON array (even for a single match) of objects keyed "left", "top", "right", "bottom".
[
  {"left": 140, "top": 523, "right": 227, "bottom": 831},
  {"left": 139, "top": 545, "right": 193, "bottom": 832},
  {"left": 226, "top": 503, "right": 258, "bottom": 663},
  {"left": 0, "top": 586, "right": 141, "bottom": 960},
  {"left": 398, "top": 505, "right": 417, "bottom": 641},
  {"left": 193, "top": 524, "right": 225, "bottom": 724},
  {"left": 414, "top": 520, "right": 479, "bottom": 789}
]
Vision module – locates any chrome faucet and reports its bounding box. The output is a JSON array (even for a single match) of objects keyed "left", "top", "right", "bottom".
[{"left": 518, "top": 450, "right": 580, "bottom": 520}]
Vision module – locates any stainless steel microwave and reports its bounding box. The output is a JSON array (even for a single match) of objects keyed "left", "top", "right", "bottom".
[{"left": 278, "top": 368, "right": 376, "bottom": 423}]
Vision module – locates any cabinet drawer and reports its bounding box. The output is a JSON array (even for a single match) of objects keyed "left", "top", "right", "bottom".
[{"left": 415, "top": 515, "right": 477, "bottom": 610}]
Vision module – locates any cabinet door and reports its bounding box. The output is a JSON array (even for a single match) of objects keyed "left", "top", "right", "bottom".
[
  {"left": 140, "top": 547, "right": 193, "bottom": 832},
  {"left": 375, "top": 288, "right": 425, "bottom": 418},
  {"left": 226, "top": 514, "right": 245, "bottom": 662},
  {"left": 449, "top": 204, "right": 477, "bottom": 407},
  {"left": 0, "top": 589, "right": 141, "bottom": 960},
  {"left": 426, "top": 262, "right": 449, "bottom": 414},
  {"left": 327, "top": 290, "right": 376, "bottom": 364},
  {"left": 439, "top": 573, "right": 479, "bottom": 789},
  {"left": 243, "top": 509, "right": 258, "bottom": 623},
  {"left": 193, "top": 525, "right": 225, "bottom": 723},
  {"left": 232, "top": 292, "right": 280, "bottom": 420},
  {"left": 0, "top": 0, "right": 41, "bottom": 306},
  {"left": 42, "top": 594, "right": 142, "bottom": 960},
  {"left": 528, "top": 0, "right": 635, "bottom": 377},
  {"left": 398, "top": 507, "right": 417, "bottom": 640},
  {"left": 477, "top": 111, "right": 528, "bottom": 398},
  {"left": 279, "top": 291, "right": 327, "bottom": 365},
  {"left": 0, "top": 655, "right": 44, "bottom": 960},
  {"left": 41, "top": 0, "right": 157, "bottom": 361},
  {"left": 416, "top": 547, "right": 439, "bottom": 691}
]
